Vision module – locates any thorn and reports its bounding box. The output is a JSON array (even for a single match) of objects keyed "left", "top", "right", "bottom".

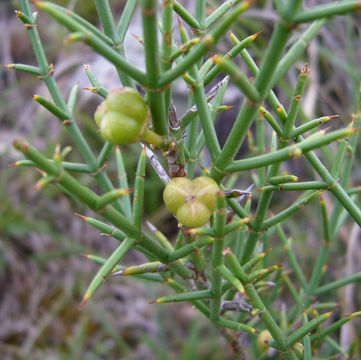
[
  {"left": 130, "top": 32, "right": 143, "bottom": 44},
  {"left": 211, "top": 54, "right": 221, "bottom": 64},
  {"left": 83, "top": 87, "right": 97, "bottom": 93},
  {"left": 198, "top": 163, "right": 210, "bottom": 176},
  {"left": 30, "top": 0, "right": 42, "bottom": 6},
  {"left": 111, "top": 270, "right": 124, "bottom": 276},
  {"left": 80, "top": 254, "right": 91, "bottom": 259},
  {"left": 8, "top": 162, "right": 19, "bottom": 167},
  {"left": 34, "top": 168, "right": 46, "bottom": 176},
  {"left": 79, "top": 294, "right": 90, "bottom": 310},
  {"left": 252, "top": 30, "right": 264, "bottom": 39},
  {"left": 176, "top": 15, "right": 183, "bottom": 29},
  {"left": 149, "top": 300, "right": 158, "bottom": 304},
  {"left": 74, "top": 212, "right": 88, "bottom": 221},
  {"left": 327, "top": 115, "right": 339, "bottom": 120},
  {"left": 146, "top": 221, "right": 157, "bottom": 232}
]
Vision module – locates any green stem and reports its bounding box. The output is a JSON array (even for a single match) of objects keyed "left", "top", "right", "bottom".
[
  {"left": 292, "top": 1, "right": 361, "bottom": 23},
  {"left": 210, "top": 191, "right": 226, "bottom": 322},
  {"left": 210, "top": 21, "right": 292, "bottom": 182},
  {"left": 141, "top": 0, "right": 167, "bottom": 135},
  {"left": 159, "top": 1, "right": 253, "bottom": 87}
]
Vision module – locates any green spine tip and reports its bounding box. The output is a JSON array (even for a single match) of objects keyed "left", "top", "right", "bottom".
[{"left": 74, "top": 213, "right": 88, "bottom": 221}]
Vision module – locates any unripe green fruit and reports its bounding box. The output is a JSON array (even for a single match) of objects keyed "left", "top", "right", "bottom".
[
  {"left": 100, "top": 112, "right": 140, "bottom": 145},
  {"left": 192, "top": 176, "right": 219, "bottom": 212},
  {"left": 257, "top": 330, "right": 272, "bottom": 353},
  {"left": 163, "top": 176, "right": 219, "bottom": 228},
  {"left": 94, "top": 100, "right": 107, "bottom": 127},
  {"left": 177, "top": 202, "right": 211, "bottom": 228},
  {"left": 94, "top": 87, "right": 149, "bottom": 144}
]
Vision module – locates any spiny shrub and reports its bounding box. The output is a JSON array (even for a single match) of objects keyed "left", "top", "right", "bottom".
[{"left": 7, "top": 0, "right": 361, "bottom": 358}]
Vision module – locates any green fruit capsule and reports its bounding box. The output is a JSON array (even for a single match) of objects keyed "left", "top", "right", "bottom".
[
  {"left": 257, "top": 330, "right": 272, "bottom": 353},
  {"left": 94, "top": 87, "right": 149, "bottom": 145},
  {"left": 163, "top": 176, "right": 219, "bottom": 228},
  {"left": 177, "top": 202, "right": 211, "bottom": 228}
]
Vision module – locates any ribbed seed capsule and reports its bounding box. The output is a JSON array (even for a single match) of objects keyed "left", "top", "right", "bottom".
[
  {"left": 163, "top": 176, "right": 219, "bottom": 228},
  {"left": 94, "top": 87, "right": 149, "bottom": 144}
]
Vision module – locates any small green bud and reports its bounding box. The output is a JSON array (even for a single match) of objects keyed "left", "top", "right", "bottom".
[
  {"left": 94, "top": 87, "right": 149, "bottom": 144},
  {"left": 163, "top": 176, "right": 219, "bottom": 228}
]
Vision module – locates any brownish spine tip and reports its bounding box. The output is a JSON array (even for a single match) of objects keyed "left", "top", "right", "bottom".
[
  {"left": 79, "top": 295, "right": 90, "bottom": 310},
  {"left": 176, "top": 15, "right": 183, "bottom": 29},
  {"left": 8, "top": 162, "right": 18, "bottom": 167},
  {"left": 13, "top": 138, "right": 24, "bottom": 151},
  {"left": 349, "top": 127, "right": 361, "bottom": 134},
  {"left": 74, "top": 212, "right": 88, "bottom": 221},
  {"left": 80, "top": 254, "right": 91, "bottom": 259},
  {"left": 216, "top": 189, "right": 224, "bottom": 197},
  {"left": 211, "top": 54, "right": 221, "bottom": 64},
  {"left": 149, "top": 300, "right": 158, "bottom": 304},
  {"left": 252, "top": 30, "right": 264, "bottom": 39},
  {"left": 253, "top": 329, "right": 260, "bottom": 334}
]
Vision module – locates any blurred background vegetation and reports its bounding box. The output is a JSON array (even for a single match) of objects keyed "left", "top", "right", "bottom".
[{"left": 0, "top": 0, "right": 360, "bottom": 359}]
